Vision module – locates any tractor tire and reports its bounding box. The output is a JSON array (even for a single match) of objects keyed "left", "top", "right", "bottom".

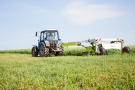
[
  {"left": 99, "top": 47, "right": 106, "bottom": 55},
  {"left": 39, "top": 42, "right": 50, "bottom": 57},
  {"left": 122, "top": 47, "right": 130, "bottom": 54},
  {"left": 32, "top": 46, "right": 38, "bottom": 57}
]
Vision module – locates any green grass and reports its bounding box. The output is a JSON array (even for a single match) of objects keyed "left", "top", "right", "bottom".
[
  {"left": 0, "top": 45, "right": 134, "bottom": 55},
  {"left": 0, "top": 49, "right": 31, "bottom": 54},
  {"left": 0, "top": 46, "right": 135, "bottom": 89}
]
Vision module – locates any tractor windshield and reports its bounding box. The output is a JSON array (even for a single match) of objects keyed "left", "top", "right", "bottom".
[{"left": 47, "top": 31, "right": 59, "bottom": 40}]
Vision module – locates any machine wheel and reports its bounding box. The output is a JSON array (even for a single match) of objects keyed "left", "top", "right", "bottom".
[
  {"left": 99, "top": 47, "right": 106, "bottom": 55},
  {"left": 122, "top": 47, "right": 130, "bottom": 54},
  {"left": 32, "top": 46, "right": 38, "bottom": 57},
  {"left": 39, "top": 42, "right": 50, "bottom": 57}
]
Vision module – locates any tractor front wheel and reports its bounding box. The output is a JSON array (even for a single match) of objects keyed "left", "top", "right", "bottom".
[
  {"left": 39, "top": 42, "right": 50, "bottom": 57},
  {"left": 32, "top": 46, "right": 38, "bottom": 57}
]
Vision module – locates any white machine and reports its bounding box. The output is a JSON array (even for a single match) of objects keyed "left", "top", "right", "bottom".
[{"left": 62, "top": 38, "right": 130, "bottom": 55}]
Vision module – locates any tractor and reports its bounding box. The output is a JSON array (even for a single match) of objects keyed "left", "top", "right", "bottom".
[{"left": 32, "top": 29, "right": 63, "bottom": 57}]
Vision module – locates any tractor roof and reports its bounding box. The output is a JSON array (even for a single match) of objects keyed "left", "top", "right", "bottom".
[{"left": 41, "top": 29, "right": 58, "bottom": 33}]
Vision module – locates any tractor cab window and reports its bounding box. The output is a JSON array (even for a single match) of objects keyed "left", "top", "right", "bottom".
[
  {"left": 47, "top": 31, "right": 58, "bottom": 40},
  {"left": 40, "top": 33, "right": 44, "bottom": 40},
  {"left": 41, "top": 32, "right": 47, "bottom": 40}
]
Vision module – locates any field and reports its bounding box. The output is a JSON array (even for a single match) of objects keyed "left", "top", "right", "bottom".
[{"left": 0, "top": 47, "right": 135, "bottom": 90}]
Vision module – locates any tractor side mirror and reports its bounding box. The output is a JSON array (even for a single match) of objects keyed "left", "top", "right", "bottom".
[
  {"left": 35, "top": 32, "right": 37, "bottom": 36},
  {"left": 35, "top": 32, "right": 40, "bottom": 37}
]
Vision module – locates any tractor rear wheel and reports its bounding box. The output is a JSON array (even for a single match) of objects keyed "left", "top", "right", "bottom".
[
  {"left": 99, "top": 47, "right": 106, "bottom": 55},
  {"left": 32, "top": 46, "right": 38, "bottom": 57},
  {"left": 122, "top": 47, "right": 130, "bottom": 54},
  {"left": 39, "top": 42, "right": 50, "bottom": 57}
]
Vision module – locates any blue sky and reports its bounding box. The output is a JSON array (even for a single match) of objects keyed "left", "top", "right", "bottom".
[{"left": 0, "top": 0, "right": 135, "bottom": 50}]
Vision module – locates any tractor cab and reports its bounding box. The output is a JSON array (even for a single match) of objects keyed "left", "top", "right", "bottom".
[
  {"left": 35, "top": 30, "right": 60, "bottom": 41},
  {"left": 41, "top": 30, "right": 59, "bottom": 41}
]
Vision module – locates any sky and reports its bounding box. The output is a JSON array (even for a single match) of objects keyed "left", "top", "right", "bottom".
[{"left": 0, "top": 0, "right": 135, "bottom": 50}]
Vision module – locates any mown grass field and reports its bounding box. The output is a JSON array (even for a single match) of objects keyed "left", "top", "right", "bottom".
[{"left": 0, "top": 46, "right": 135, "bottom": 90}]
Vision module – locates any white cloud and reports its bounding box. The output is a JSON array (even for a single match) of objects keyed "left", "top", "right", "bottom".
[{"left": 62, "top": 0, "right": 126, "bottom": 25}]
